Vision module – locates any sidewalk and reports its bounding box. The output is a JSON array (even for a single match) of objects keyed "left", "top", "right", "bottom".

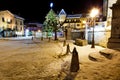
[{"left": 0, "top": 36, "right": 33, "bottom": 40}]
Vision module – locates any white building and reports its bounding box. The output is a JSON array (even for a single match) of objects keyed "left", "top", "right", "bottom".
[{"left": 0, "top": 10, "right": 24, "bottom": 37}]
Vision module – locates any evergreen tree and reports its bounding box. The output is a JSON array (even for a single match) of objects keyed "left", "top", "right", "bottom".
[{"left": 43, "top": 9, "right": 58, "bottom": 40}]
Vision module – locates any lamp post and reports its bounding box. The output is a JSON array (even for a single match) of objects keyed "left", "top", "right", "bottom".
[{"left": 90, "top": 8, "right": 99, "bottom": 48}]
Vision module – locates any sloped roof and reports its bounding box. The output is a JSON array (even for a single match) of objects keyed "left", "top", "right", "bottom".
[
  {"left": 0, "top": 10, "right": 25, "bottom": 20},
  {"left": 26, "top": 22, "right": 43, "bottom": 27},
  {"left": 0, "top": 10, "right": 14, "bottom": 16},
  {"left": 14, "top": 14, "right": 25, "bottom": 20},
  {"left": 67, "top": 14, "right": 82, "bottom": 18},
  {"left": 67, "top": 14, "right": 89, "bottom": 18},
  {"left": 59, "top": 9, "right": 67, "bottom": 16}
]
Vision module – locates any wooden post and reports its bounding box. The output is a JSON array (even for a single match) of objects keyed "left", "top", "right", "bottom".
[
  {"left": 70, "top": 47, "right": 80, "bottom": 72},
  {"left": 48, "top": 37, "right": 50, "bottom": 42},
  {"left": 63, "top": 40, "right": 66, "bottom": 47},
  {"left": 31, "top": 36, "right": 33, "bottom": 40},
  {"left": 66, "top": 44, "right": 70, "bottom": 54},
  {"left": 41, "top": 37, "right": 43, "bottom": 41}
]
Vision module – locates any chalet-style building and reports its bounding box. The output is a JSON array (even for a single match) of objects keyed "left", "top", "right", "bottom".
[
  {"left": 58, "top": 9, "right": 89, "bottom": 40},
  {"left": 0, "top": 10, "right": 24, "bottom": 37}
]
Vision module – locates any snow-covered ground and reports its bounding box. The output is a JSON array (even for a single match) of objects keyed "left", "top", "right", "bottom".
[{"left": 0, "top": 38, "right": 120, "bottom": 80}]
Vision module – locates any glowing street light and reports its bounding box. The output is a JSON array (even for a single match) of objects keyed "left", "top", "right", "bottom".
[
  {"left": 90, "top": 8, "right": 99, "bottom": 18},
  {"left": 90, "top": 8, "right": 99, "bottom": 48}
]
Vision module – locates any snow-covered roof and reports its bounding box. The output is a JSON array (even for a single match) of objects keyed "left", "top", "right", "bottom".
[
  {"left": 67, "top": 14, "right": 89, "bottom": 18},
  {"left": 0, "top": 10, "right": 25, "bottom": 20},
  {"left": 0, "top": 10, "right": 14, "bottom": 16},
  {"left": 59, "top": 9, "right": 67, "bottom": 16},
  {"left": 14, "top": 14, "right": 25, "bottom": 20},
  {"left": 26, "top": 22, "right": 43, "bottom": 27}
]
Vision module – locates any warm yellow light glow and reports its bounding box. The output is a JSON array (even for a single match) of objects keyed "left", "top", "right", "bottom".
[
  {"left": 7, "top": 19, "right": 11, "bottom": 22},
  {"left": 83, "top": 21, "right": 86, "bottom": 24},
  {"left": 90, "top": 8, "right": 99, "bottom": 18}
]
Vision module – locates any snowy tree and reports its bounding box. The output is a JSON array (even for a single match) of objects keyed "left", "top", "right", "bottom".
[{"left": 43, "top": 9, "right": 58, "bottom": 40}]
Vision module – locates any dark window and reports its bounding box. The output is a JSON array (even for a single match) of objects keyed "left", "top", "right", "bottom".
[
  {"left": 10, "top": 19, "right": 12, "bottom": 23},
  {"left": 20, "top": 21, "right": 22, "bottom": 25},
  {"left": 77, "top": 24, "right": 80, "bottom": 26},
  {"left": 2, "top": 17, "right": 5, "bottom": 22},
  {"left": 20, "top": 27, "right": 22, "bottom": 31},
  {"left": 16, "top": 21, "right": 17, "bottom": 24}
]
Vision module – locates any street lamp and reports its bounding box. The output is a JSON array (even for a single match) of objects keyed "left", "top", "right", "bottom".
[{"left": 90, "top": 8, "right": 99, "bottom": 48}]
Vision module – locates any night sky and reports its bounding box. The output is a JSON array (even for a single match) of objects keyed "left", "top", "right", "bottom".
[{"left": 0, "top": 0, "right": 103, "bottom": 23}]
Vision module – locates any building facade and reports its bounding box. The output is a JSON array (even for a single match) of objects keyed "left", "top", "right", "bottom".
[
  {"left": 24, "top": 22, "right": 43, "bottom": 37},
  {"left": 0, "top": 10, "right": 24, "bottom": 37},
  {"left": 58, "top": 9, "right": 108, "bottom": 47},
  {"left": 57, "top": 0, "right": 118, "bottom": 47},
  {"left": 102, "top": 0, "right": 118, "bottom": 47},
  {"left": 103, "top": 0, "right": 117, "bottom": 30}
]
